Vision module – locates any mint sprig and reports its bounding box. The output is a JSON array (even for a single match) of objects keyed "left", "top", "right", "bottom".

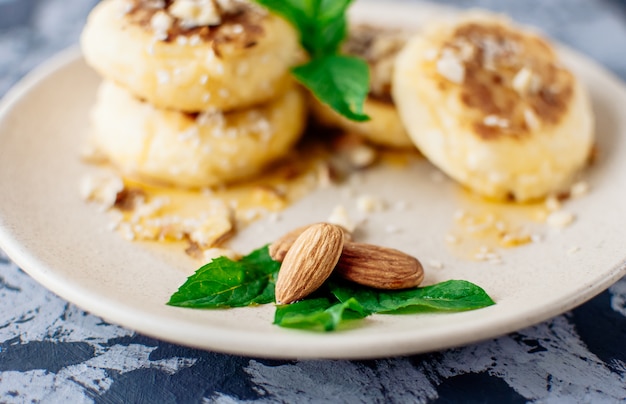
[
  {"left": 167, "top": 246, "right": 496, "bottom": 332},
  {"left": 167, "top": 245, "right": 280, "bottom": 308},
  {"left": 254, "top": 0, "right": 371, "bottom": 122}
]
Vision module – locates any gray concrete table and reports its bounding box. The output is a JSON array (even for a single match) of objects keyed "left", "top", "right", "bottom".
[{"left": 1, "top": 0, "right": 625, "bottom": 402}]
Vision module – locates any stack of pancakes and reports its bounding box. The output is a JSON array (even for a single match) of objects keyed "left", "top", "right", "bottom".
[{"left": 81, "top": 0, "right": 306, "bottom": 188}]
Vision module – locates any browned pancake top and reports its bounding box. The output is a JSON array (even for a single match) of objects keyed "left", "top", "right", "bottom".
[
  {"left": 126, "top": 0, "right": 267, "bottom": 51},
  {"left": 430, "top": 20, "right": 575, "bottom": 140},
  {"left": 344, "top": 24, "right": 410, "bottom": 103}
]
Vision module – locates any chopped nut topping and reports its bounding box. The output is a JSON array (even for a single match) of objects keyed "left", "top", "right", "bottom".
[
  {"left": 523, "top": 108, "right": 540, "bottom": 131},
  {"left": 126, "top": 0, "right": 267, "bottom": 46},
  {"left": 483, "top": 114, "right": 509, "bottom": 128},
  {"left": 150, "top": 10, "right": 174, "bottom": 39},
  {"left": 170, "top": 0, "right": 221, "bottom": 28},
  {"left": 426, "top": 18, "right": 575, "bottom": 140},
  {"left": 512, "top": 67, "right": 534, "bottom": 95},
  {"left": 436, "top": 48, "right": 466, "bottom": 84}
]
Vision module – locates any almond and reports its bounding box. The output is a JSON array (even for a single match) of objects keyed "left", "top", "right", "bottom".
[
  {"left": 269, "top": 223, "right": 352, "bottom": 262},
  {"left": 275, "top": 223, "right": 345, "bottom": 304},
  {"left": 335, "top": 242, "right": 424, "bottom": 289}
]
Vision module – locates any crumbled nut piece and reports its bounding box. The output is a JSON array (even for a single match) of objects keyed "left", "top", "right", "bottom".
[
  {"left": 570, "top": 181, "right": 590, "bottom": 198},
  {"left": 546, "top": 211, "right": 575, "bottom": 228},
  {"left": 347, "top": 144, "right": 377, "bottom": 169},
  {"left": 189, "top": 212, "right": 234, "bottom": 248},
  {"left": 356, "top": 195, "right": 385, "bottom": 213},
  {"left": 80, "top": 173, "right": 125, "bottom": 211},
  {"left": 150, "top": 10, "right": 173, "bottom": 40},
  {"left": 170, "top": 0, "right": 221, "bottom": 28},
  {"left": 523, "top": 108, "right": 540, "bottom": 131},
  {"left": 328, "top": 205, "right": 356, "bottom": 233},
  {"left": 483, "top": 115, "right": 510, "bottom": 128},
  {"left": 545, "top": 195, "right": 562, "bottom": 212},
  {"left": 436, "top": 48, "right": 465, "bottom": 84},
  {"left": 512, "top": 67, "right": 534, "bottom": 95},
  {"left": 473, "top": 246, "right": 502, "bottom": 263}
]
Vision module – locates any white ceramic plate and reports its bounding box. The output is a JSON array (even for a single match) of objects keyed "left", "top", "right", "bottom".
[{"left": 1, "top": 2, "right": 625, "bottom": 359}]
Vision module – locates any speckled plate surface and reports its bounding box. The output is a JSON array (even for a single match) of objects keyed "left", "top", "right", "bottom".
[{"left": 0, "top": 2, "right": 625, "bottom": 359}]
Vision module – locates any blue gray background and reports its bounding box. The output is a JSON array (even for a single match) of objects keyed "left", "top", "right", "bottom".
[{"left": 1, "top": 0, "right": 625, "bottom": 402}]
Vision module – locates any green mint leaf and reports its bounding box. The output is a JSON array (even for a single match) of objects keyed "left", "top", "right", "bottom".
[
  {"left": 330, "top": 280, "right": 496, "bottom": 314},
  {"left": 167, "top": 245, "right": 280, "bottom": 308},
  {"left": 309, "top": 0, "right": 353, "bottom": 57},
  {"left": 254, "top": 0, "right": 353, "bottom": 57},
  {"left": 293, "top": 55, "right": 371, "bottom": 122},
  {"left": 274, "top": 297, "right": 368, "bottom": 331},
  {"left": 253, "top": 0, "right": 369, "bottom": 122}
]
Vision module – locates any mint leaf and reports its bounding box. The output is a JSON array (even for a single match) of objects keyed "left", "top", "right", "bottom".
[
  {"left": 274, "top": 297, "right": 368, "bottom": 331},
  {"left": 167, "top": 246, "right": 280, "bottom": 308},
  {"left": 330, "top": 280, "right": 496, "bottom": 314},
  {"left": 293, "top": 55, "right": 370, "bottom": 122},
  {"left": 254, "top": 0, "right": 353, "bottom": 57},
  {"left": 253, "top": 0, "right": 370, "bottom": 122}
]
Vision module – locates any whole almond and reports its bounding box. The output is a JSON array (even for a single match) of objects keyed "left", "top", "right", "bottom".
[
  {"left": 275, "top": 223, "right": 345, "bottom": 304},
  {"left": 335, "top": 242, "right": 424, "bottom": 289},
  {"left": 269, "top": 223, "right": 352, "bottom": 262}
]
